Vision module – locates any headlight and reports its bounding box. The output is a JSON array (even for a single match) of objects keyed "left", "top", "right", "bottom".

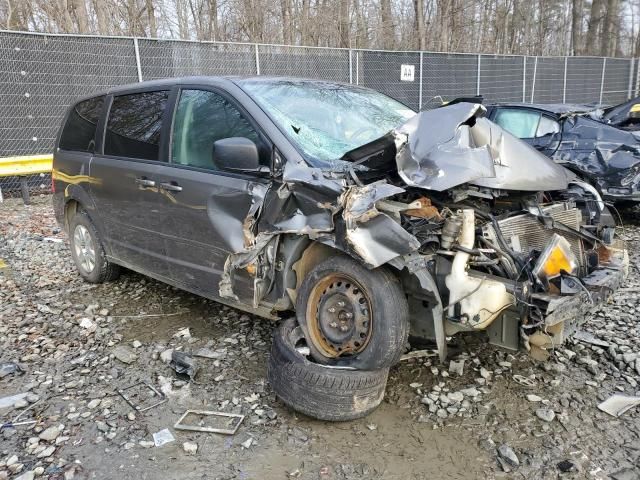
[{"left": 533, "top": 234, "right": 578, "bottom": 282}]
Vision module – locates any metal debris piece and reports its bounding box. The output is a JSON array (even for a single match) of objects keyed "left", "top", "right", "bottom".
[
  {"left": 573, "top": 330, "right": 610, "bottom": 348},
  {"left": 174, "top": 409, "right": 245, "bottom": 435},
  {"left": 512, "top": 375, "right": 537, "bottom": 387},
  {"left": 117, "top": 381, "right": 167, "bottom": 412},
  {"left": 152, "top": 428, "right": 175, "bottom": 447},
  {"left": 169, "top": 351, "right": 199, "bottom": 380},
  {"left": 0, "top": 420, "right": 36, "bottom": 431},
  {"left": 400, "top": 349, "right": 438, "bottom": 361},
  {"left": 597, "top": 394, "right": 640, "bottom": 417}
]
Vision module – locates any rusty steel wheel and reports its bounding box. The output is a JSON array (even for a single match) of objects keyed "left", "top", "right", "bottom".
[
  {"left": 296, "top": 254, "right": 409, "bottom": 370},
  {"left": 306, "top": 274, "right": 373, "bottom": 358}
]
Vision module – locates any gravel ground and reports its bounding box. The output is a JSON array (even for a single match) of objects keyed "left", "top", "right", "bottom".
[{"left": 1, "top": 195, "right": 640, "bottom": 480}]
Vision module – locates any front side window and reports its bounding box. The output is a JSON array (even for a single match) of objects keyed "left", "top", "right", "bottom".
[
  {"left": 238, "top": 80, "right": 415, "bottom": 165},
  {"left": 171, "top": 89, "right": 261, "bottom": 170},
  {"left": 59, "top": 96, "right": 104, "bottom": 152},
  {"left": 104, "top": 91, "right": 169, "bottom": 161}
]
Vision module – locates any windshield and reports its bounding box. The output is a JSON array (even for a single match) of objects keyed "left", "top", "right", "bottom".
[{"left": 238, "top": 79, "right": 416, "bottom": 165}]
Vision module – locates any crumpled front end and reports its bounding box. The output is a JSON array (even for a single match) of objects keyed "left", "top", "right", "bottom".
[{"left": 217, "top": 102, "right": 628, "bottom": 361}]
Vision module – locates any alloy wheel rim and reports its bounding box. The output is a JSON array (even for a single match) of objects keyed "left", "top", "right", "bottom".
[{"left": 73, "top": 224, "right": 96, "bottom": 274}]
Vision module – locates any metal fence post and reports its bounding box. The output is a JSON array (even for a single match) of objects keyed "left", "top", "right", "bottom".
[
  {"left": 349, "top": 50, "right": 353, "bottom": 84},
  {"left": 562, "top": 56, "right": 568, "bottom": 103},
  {"left": 522, "top": 56, "right": 526, "bottom": 103},
  {"left": 355, "top": 50, "right": 359, "bottom": 85},
  {"left": 599, "top": 58, "right": 607, "bottom": 104},
  {"left": 530, "top": 56, "right": 538, "bottom": 103},
  {"left": 627, "top": 58, "right": 635, "bottom": 99},
  {"left": 133, "top": 37, "right": 143, "bottom": 82},
  {"left": 419, "top": 51, "right": 423, "bottom": 110},
  {"left": 254, "top": 44, "right": 260, "bottom": 75},
  {"left": 636, "top": 58, "right": 640, "bottom": 97},
  {"left": 476, "top": 54, "right": 481, "bottom": 95}
]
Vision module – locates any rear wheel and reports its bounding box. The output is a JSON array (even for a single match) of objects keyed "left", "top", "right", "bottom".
[
  {"left": 69, "top": 209, "right": 120, "bottom": 283},
  {"left": 296, "top": 255, "right": 409, "bottom": 370}
]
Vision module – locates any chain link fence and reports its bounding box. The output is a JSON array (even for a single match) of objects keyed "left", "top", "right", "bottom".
[{"left": 0, "top": 30, "right": 638, "bottom": 197}]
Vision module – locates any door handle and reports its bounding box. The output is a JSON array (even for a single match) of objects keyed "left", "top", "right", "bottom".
[
  {"left": 135, "top": 177, "right": 156, "bottom": 188},
  {"left": 159, "top": 182, "right": 183, "bottom": 192}
]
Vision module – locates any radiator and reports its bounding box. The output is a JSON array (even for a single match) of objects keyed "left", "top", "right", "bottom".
[{"left": 481, "top": 204, "right": 586, "bottom": 272}]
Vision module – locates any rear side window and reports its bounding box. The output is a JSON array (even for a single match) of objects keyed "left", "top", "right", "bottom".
[
  {"left": 494, "top": 108, "right": 561, "bottom": 139},
  {"left": 104, "top": 91, "right": 169, "bottom": 161},
  {"left": 59, "top": 96, "right": 104, "bottom": 152},
  {"left": 494, "top": 109, "right": 541, "bottom": 138}
]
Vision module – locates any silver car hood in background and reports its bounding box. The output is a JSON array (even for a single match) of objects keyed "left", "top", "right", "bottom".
[{"left": 394, "top": 103, "right": 570, "bottom": 192}]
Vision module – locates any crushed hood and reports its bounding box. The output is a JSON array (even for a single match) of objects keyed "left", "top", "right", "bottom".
[{"left": 393, "top": 103, "right": 570, "bottom": 192}]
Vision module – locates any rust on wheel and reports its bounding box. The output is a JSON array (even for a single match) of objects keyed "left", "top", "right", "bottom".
[{"left": 305, "top": 273, "right": 373, "bottom": 358}]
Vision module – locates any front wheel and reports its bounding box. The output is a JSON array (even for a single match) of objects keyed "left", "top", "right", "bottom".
[{"left": 296, "top": 255, "right": 409, "bottom": 370}]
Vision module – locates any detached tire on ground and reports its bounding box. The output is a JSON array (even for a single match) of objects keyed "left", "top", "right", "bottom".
[
  {"left": 267, "top": 318, "right": 389, "bottom": 421},
  {"left": 68, "top": 209, "right": 120, "bottom": 283},
  {"left": 296, "top": 255, "right": 409, "bottom": 370}
]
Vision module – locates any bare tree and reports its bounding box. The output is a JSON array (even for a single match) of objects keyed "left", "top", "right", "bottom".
[{"left": 0, "top": 0, "right": 637, "bottom": 57}]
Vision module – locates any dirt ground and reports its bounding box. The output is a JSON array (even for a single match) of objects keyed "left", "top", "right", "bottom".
[{"left": 1, "top": 195, "right": 640, "bottom": 480}]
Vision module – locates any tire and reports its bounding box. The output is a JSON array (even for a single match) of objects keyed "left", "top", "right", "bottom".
[
  {"left": 267, "top": 318, "right": 388, "bottom": 421},
  {"left": 296, "top": 255, "right": 409, "bottom": 370},
  {"left": 68, "top": 209, "right": 120, "bottom": 283}
]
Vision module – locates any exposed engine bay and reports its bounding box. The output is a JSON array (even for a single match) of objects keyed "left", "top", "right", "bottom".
[{"left": 372, "top": 182, "right": 626, "bottom": 360}]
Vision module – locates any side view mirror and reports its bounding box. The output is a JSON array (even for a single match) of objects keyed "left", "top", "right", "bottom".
[{"left": 213, "top": 137, "right": 265, "bottom": 173}]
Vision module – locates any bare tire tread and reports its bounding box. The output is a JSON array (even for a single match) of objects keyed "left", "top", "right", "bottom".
[{"left": 267, "top": 318, "right": 388, "bottom": 421}]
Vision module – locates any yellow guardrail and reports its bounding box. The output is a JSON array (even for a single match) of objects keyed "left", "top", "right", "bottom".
[{"left": 0, "top": 154, "right": 53, "bottom": 177}]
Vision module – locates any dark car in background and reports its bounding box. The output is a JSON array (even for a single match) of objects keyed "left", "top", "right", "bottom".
[
  {"left": 53, "top": 77, "right": 627, "bottom": 421},
  {"left": 485, "top": 101, "right": 640, "bottom": 204}
]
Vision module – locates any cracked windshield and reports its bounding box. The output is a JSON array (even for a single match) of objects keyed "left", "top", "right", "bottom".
[{"left": 239, "top": 80, "right": 416, "bottom": 165}]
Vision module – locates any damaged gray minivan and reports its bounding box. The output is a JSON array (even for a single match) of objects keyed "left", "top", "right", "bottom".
[{"left": 53, "top": 77, "right": 628, "bottom": 420}]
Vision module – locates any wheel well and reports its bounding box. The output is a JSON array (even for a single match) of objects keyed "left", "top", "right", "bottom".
[
  {"left": 64, "top": 199, "right": 80, "bottom": 232},
  {"left": 286, "top": 240, "right": 342, "bottom": 305}
]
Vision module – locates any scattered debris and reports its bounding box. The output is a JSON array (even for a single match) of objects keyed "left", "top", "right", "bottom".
[
  {"left": 152, "top": 429, "right": 175, "bottom": 447},
  {"left": 0, "top": 362, "right": 24, "bottom": 379},
  {"left": 557, "top": 459, "right": 579, "bottom": 473},
  {"left": 399, "top": 349, "right": 438, "bottom": 361},
  {"left": 174, "top": 410, "right": 245, "bottom": 435},
  {"left": 112, "top": 345, "right": 137, "bottom": 364},
  {"left": 182, "top": 442, "right": 198, "bottom": 455},
  {"left": 597, "top": 395, "right": 640, "bottom": 417},
  {"left": 512, "top": 375, "right": 537, "bottom": 387},
  {"left": 573, "top": 330, "right": 610, "bottom": 348},
  {"left": 117, "top": 382, "right": 167, "bottom": 412},
  {"left": 241, "top": 437, "right": 254, "bottom": 449},
  {"left": 449, "top": 359, "right": 465, "bottom": 376},
  {"left": 169, "top": 351, "right": 199, "bottom": 380},
  {"left": 173, "top": 327, "right": 191, "bottom": 339}
]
